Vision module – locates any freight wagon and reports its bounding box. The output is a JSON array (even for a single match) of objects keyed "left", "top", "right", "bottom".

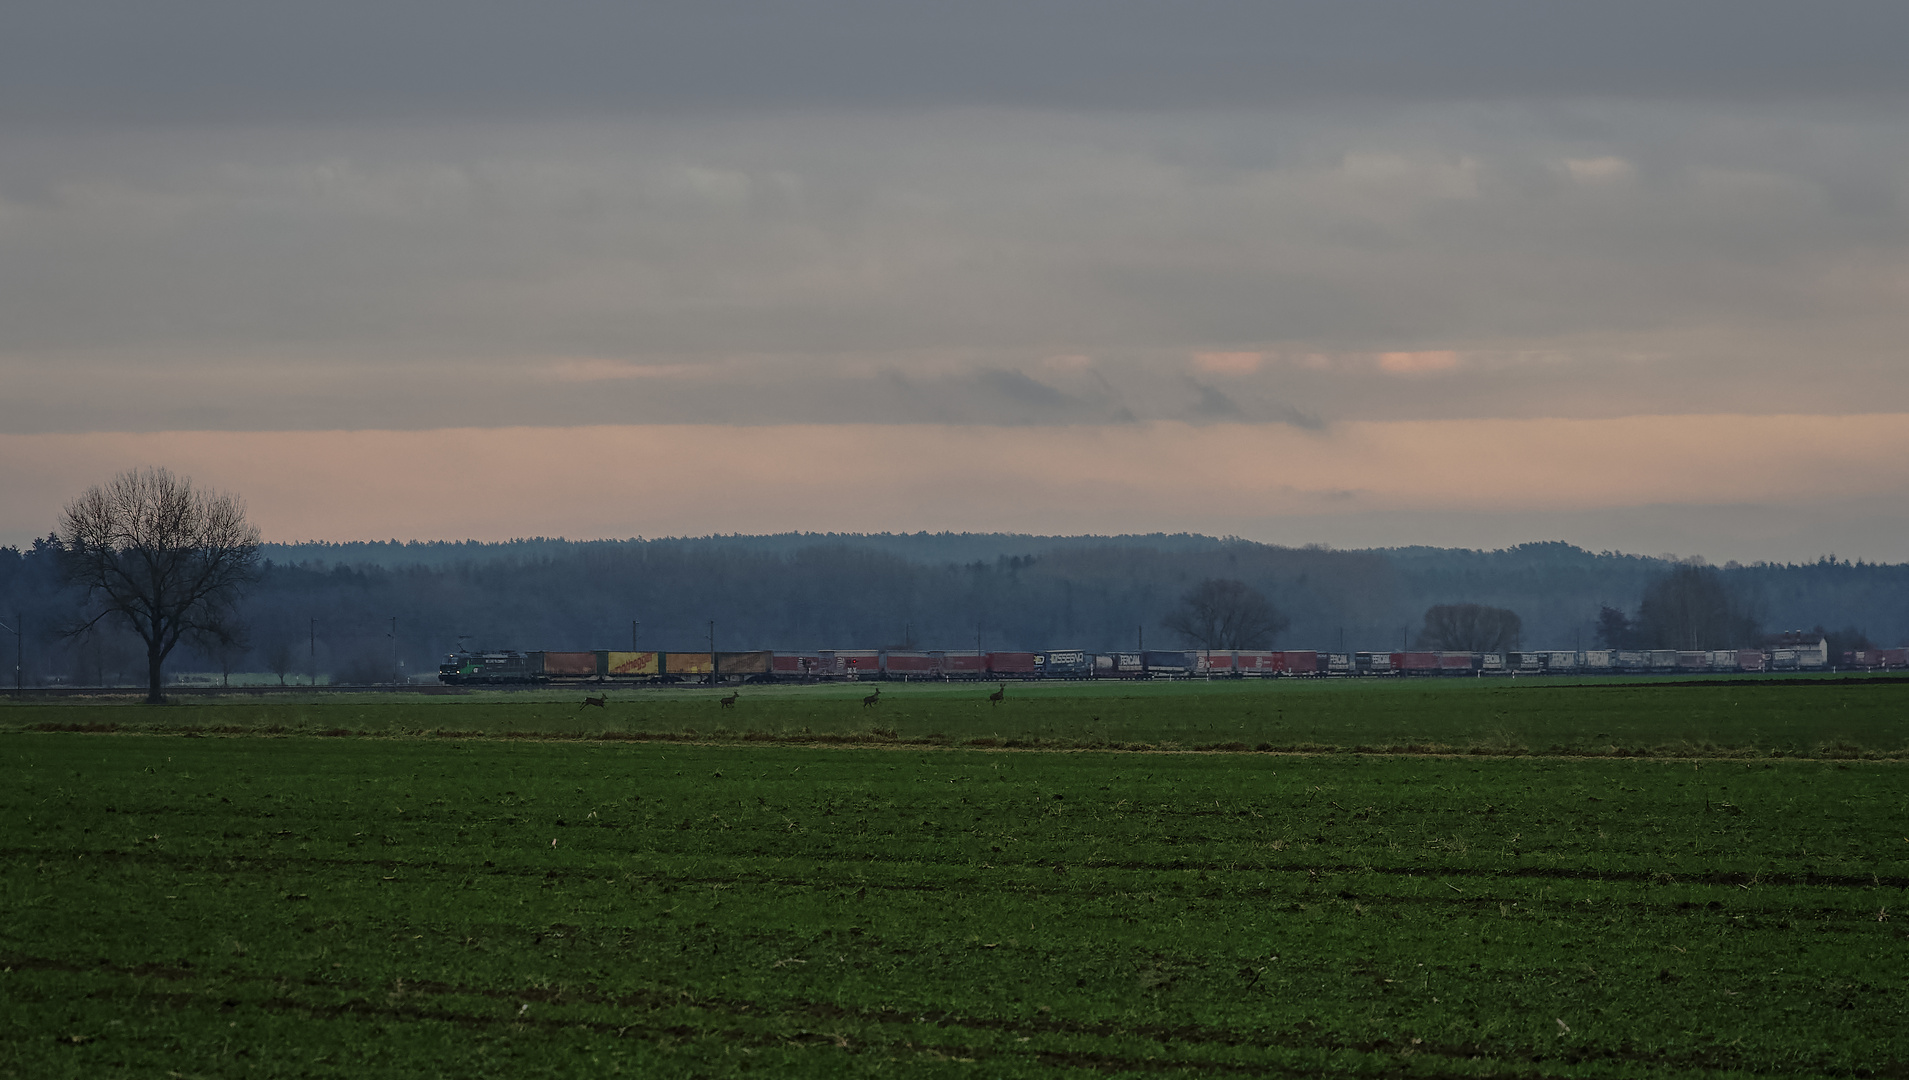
[
  {"left": 1185, "top": 651, "right": 1321, "bottom": 676},
  {"left": 1394, "top": 651, "right": 1441, "bottom": 675},
  {"left": 1035, "top": 651, "right": 1095, "bottom": 678},
  {"left": 881, "top": 651, "right": 940, "bottom": 678},
  {"left": 1140, "top": 651, "right": 1198, "bottom": 677},
  {"left": 1355, "top": 651, "right": 1394, "bottom": 674},
  {"left": 1198, "top": 651, "right": 1237, "bottom": 675},
  {"left": 939, "top": 652, "right": 991, "bottom": 678},
  {"left": 437, "top": 649, "right": 775, "bottom": 684},
  {"left": 987, "top": 652, "right": 1041, "bottom": 677},
  {"left": 1278, "top": 651, "right": 1321, "bottom": 675}
]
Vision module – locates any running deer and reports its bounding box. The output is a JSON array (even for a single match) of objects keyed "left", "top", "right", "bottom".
[
  {"left": 862, "top": 687, "right": 882, "bottom": 708},
  {"left": 580, "top": 695, "right": 608, "bottom": 710},
  {"left": 719, "top": 690, "right": 739, "bottom": 709},
  {"left": 988, "top": 683, "right": 1006, "bottom": 706}
]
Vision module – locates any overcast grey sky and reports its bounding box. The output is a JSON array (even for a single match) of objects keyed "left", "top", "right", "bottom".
[{"left": 4, "top": 2, "right": 1907, "bottom": 558}]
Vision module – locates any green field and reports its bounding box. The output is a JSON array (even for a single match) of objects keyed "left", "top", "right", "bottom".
[{"left": 2, "top": 680, "right": 1906, "bottom": 1077}]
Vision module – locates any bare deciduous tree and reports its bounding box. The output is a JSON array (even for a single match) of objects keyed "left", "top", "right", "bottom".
[
  {"left": 191, "top": 622, "right": 252, "bottom": 688},
  {"left": 1635, "top": 563, "right": 1757, "bottom": 650},
  {"left": 1419, "top": 603, "right": 1522, "bottom": 652},
  {"left": 59, "top": 468, "right": 261, "bottom": 703},
  {"left": 1162, "top": 579, "right": 1288, "bottom": 649},
  {"left": 1594, "top": 604, "right": 1637, "bottom": 650},
  {"left": 262, "top": 634, "right": 298, "bottom": 686}
]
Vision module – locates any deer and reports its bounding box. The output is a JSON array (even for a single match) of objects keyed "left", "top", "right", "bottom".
[
  {"left": 718, "top": 690, "right": 739, "bottom": 709},
  {"left": 862, "top": 687, "right": 882, "bottom": 708},
  {"left": 580, "top": 694, "right": 607, "bottom": 710},
  {"left": 988, "top": 683, "right": 1006, "bottom": 706}
]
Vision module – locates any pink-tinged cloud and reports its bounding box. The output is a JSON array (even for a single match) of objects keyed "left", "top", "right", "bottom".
[
  {"left": 1192, "top": 351, "right": 1265, "bottom": 375},
  {"left": 546, "top": 360, "right": 711, "bottom": 382},
  {"left": 1379, "top": 350, "right": 1460, "bottom": 374},
  {"left": 3, "top": 415, "right": 1908, "bottom": 545}
]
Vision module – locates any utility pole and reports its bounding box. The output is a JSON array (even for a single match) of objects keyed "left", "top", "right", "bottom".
[
  {"left": 309, "top": 618, "right": 316, "bottom": 687},
  {"left": 709, "top": 620, "right": 717, "bottom": 684},
  {"left": 631, "top": 620, "right": 639, "bottom": 652},
  {"left": 0, "top": 613, "right": 21, "bottom": 697}
]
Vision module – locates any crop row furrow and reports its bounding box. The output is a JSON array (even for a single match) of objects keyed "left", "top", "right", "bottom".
[
  {"left": 9, "top": 840, "right": 1902, "bottom": 899},
  {"left": 4, "top": 953, "right": 1831, "bottom": 1077}
]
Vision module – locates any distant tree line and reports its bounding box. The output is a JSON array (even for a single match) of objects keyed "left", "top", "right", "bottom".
[{"left": 5, "top": 522, "right": 1909, "bottom": 687}]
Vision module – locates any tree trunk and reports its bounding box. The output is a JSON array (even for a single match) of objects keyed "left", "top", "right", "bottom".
[{"left": 146, "top": 646, "right": 166, "bottom": 705}]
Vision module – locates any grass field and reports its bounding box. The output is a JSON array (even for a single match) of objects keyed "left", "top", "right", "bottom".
[{"left": 2, "top": 679, "right": 1906, "bottom": 1077}]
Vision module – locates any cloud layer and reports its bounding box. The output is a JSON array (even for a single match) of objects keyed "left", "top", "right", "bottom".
[
  {"left": 3, "top": 4, "right": 1907, "bottom": 558},
  {"left": 8, "top": 2, "right": 1908, "bottom": 122},
  {"left": 5, "top": 106, "right": 1907, "bottom": 432}
]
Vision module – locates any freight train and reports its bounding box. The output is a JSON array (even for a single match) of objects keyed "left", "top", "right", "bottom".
[{"left": 437, "top": 638, "right": 1878, "bottom": 685}]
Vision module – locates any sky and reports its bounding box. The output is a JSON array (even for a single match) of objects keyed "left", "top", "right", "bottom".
[{"left": 4, "top": 2, "right": 1908, "bottom": 561}]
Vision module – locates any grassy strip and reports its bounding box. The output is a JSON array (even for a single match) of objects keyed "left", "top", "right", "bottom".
[{"left": 14, "top": 668, "right": 1903, "bottom": 763}]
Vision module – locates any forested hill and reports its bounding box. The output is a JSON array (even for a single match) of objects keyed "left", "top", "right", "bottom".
[
  {"left": 3, "top": 533, "right": 1906, "bottom": 685},
  {"left": 252, "top": 533, "right": 1237, "bottom": 570}
]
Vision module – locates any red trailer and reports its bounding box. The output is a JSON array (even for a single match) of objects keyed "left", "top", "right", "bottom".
[
  {"left": 1278, "top": 651, "right": 1320, "bottom": 674},
  {"left": 1847, "top": 648, "right": 1909, "bottom": 670},
  {"left": 1437, "top": 652, "right": 1477, "bottom": 674},
  {"left": 882, "top": 651, "right": 938, "bottom": 677},
  {"left": 772, "top": 654, "right": 822, "bottom": 677},
  {"left": 987, "top": 652, "right": 1039, "bottom": 676},
  {"left": 1233, "top": 651, "right": 1276, "bottom": 675},
  {"left": 835, "top": 650, "right": 881, "bottom": 677},
  {"left": 1395, "top": 652, "right": 1440, "bottom": 675},
  {"left": 1198, "top": 651, "right": 1236, "bottom": 674},
  {"left": 938, "top": 652, "right": 989, "bottom": 677}
]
